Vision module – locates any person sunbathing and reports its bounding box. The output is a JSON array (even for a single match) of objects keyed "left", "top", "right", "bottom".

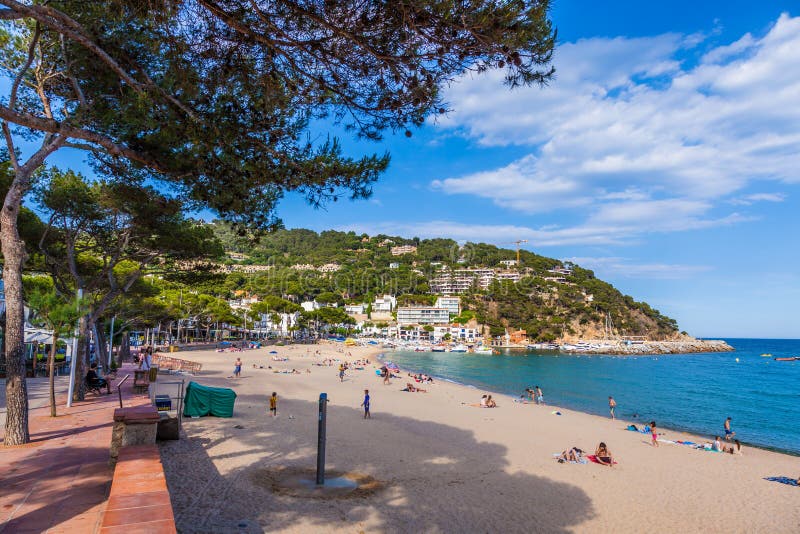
[
  {"left": 595, "top": 443, "right": 614, "bottom": 467},
  {"left": 486, "top": 395, "right": 497, "bottom": 408},
  {"left": 557, "top": 447, "right": 584, "bottom": 463}
]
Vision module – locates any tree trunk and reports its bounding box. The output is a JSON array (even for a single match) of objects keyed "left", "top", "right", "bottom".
[
  {"left": 94, "top": 324, "right": 107, "bottom": 371},
  {"left": 1, "top": 193, "right": 30, "bottom": 445},
  {"left": 120, "top": 331, "right": 130, "bottom": 363},
  {"left": 49, "top": 334, "right": 58, "bottom": 417},
  {"left": 72, "top": 316, "right": 89, "bottom": 402}
]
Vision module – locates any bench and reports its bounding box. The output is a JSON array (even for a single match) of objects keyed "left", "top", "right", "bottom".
[{"left": 132, "top": 369, "right": 149, "bottom": 394}]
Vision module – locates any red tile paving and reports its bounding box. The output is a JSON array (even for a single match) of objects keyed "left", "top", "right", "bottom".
[
  {"left": 100, "top": 444, "right": 176, "bottom": 533},
  {"left": 0, "top": 364, "right": 153, "bottom": 533}
]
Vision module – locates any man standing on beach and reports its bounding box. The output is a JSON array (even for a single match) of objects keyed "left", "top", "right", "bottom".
[
  {"left": 724, "top": 417, "right": 735, "bottom": 440},
  {"left": 609, "top": 396, "right": 617, "bottom": 419},
  {"left": 361, "top": 389, "right": 371, "bottom": 419}
]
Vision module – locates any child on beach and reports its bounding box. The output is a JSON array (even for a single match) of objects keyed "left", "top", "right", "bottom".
[
  {"left": 269, "top": 392, "right": 278, "bottom": 417},
  {"left": 650, "top": 421, "right": 659, "bottom": 447},
  {"left": 535, "top": 386, "right": 544, "bottom": 405},
  {"left": 234, "top": 357, "right": 242, "bottom": 378},
  {"left": 361, "top": 389, "right": 371, "bottom": 419},
  {"left": 608, "top": 396, "right": 616, "bottom": 419}
]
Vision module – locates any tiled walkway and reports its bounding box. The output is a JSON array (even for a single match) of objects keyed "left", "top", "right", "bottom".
[{"left": 0, "top": 364, "right": 150, "bottom": 533}]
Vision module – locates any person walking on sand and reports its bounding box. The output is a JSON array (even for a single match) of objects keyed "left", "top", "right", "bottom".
[
  {"left": 234, "top": 357, "right": 242, "bottom": 378},
  {"left": 361, "top": 389, "right": 371, "bottom": 419},
  {"left": 609, "top": 396, "right": 617, "bottom": 419},
  {"left": 382, "top": 366, "right": 390, "bottom": 385},
  {"left": 269, "top": 392, "right": 278, "bottom": 417},
  {"left": 338, "top": 364, "right": 345, "bottom": 382},
  {"left": 650, "top": 421, "right": 659, "bottom": 447},
  {"left": 724, "top": 417, "right": 735, "bottom": 441},
  {"left": 535, "top": 386, "right": 544, "bottom": 405}
]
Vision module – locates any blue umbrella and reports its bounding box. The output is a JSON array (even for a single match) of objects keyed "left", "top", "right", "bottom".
[{"left": 269, "top": 350, "right": 278, "bottom": 354}]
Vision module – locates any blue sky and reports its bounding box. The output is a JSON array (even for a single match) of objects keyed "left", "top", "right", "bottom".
[{"left": 14, "top": 1, "right": 800, "bottom": 338}]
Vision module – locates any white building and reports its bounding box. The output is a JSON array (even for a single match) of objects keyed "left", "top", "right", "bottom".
[
  {"left": 499, "top": 259, "right": 518, "bottom": 267},
  {"left": 345, "top": 304, "right": 366, "bottom": 315},
  {"left": 372, "top": 294, "right": 396, "bottom": 313},
  {"left": 396, "top": 306, "right": 450, "bottom": 326},
  {"left": 434, "top": 296, "right": 461, "bottom": 315},
  {"left": 389, "top": 262, "right": 400, "bottom": 269},
  {"left": 432, "top": 325, "right": 479, "bottom": 342},
  {"left": 254, "top": 311, "right": 300, "bottom": 337},
  {"left": 318, "top": 263, "right": 341, "bottom": 273},
  {"left": 301, "top": 300, "right": 320, "bottom": 312}
]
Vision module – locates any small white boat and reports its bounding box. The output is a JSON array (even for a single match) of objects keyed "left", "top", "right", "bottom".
[
  {"left": 449, "top": 344, "right": 468, "bottom": 353},
  {"left": 431, "top": 345, "right": 447, "bottom": 352},
  {"left": 473, "top": 347, "right": 495, "bottom": 355}
]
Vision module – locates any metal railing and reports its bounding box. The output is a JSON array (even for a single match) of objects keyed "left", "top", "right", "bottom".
[{"left": 115, "top": 374, "right": 130, "bottom": 408}]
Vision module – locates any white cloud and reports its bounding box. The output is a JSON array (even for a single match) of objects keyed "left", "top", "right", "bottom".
[
  {"left": 564, "top": 257, "right": 713, "bottom": 280},
  {"left": 430, "top": 13, "right": 800, "bottom": 243},
  {"left": 728, "top": 192, "right": 786, "bottom": 205},
  {"left": 338, "top": 213, "right": 745, "bottom": 248}
]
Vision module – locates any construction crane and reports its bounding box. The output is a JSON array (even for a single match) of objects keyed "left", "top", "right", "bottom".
[{"left": 503, "top": 239, "right": 529, "bottom": 264}]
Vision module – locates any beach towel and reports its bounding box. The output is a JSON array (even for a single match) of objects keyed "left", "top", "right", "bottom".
[
  {"left": 586, "top": 455, "right": 617, "bottom": 465},
  {"left": 552, "top": 453, "right": 588, "bottom": 465},
  {"left": 764, "top": 477, "right": 799, "bottom": 487}
]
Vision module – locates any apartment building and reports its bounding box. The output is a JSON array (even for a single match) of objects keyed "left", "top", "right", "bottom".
[
  {"left": 434, "top": 296, "right": 461, "bottom": 315},
  {"left": 396, "top": 306, "right": 450, "bottom": 325}
]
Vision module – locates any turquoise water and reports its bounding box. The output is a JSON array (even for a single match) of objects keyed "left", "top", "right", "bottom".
[{"left": 383, "top": 339, "right": 800, "bottom": 455}]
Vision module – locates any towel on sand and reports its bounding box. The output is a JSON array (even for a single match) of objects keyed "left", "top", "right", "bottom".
[
  {"left": 586, "top": 455, "right": 618, "bottom": 465},
  {"left": 764, "top": 476, "right": 798, "bottom": 487}
]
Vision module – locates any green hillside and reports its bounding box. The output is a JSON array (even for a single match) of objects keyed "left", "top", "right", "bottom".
[{"left": 211, "top": 223, "right": 682, "bottom": 342}]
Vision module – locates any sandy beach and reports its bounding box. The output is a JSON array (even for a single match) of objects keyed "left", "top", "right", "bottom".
[{"left": 159, "top": 342, "right": 800, "bottom": 533}]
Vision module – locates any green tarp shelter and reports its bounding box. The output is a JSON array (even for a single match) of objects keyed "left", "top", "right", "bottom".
[{"left": 183, "top": 381, "right": 237, "bottom": 418}]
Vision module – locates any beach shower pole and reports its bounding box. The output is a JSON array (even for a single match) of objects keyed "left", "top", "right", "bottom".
[{"left": 316, "top": 393, "right": 328, "bottom": 485}]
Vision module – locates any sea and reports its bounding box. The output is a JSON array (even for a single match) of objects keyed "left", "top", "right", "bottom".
[{"left": 381, "top": 338, "right": 800, "bottom": 456}]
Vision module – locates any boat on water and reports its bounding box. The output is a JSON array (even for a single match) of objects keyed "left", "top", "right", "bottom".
[
  {"left": 431, "top": 345, "right": 447, "bottom": 352},
  {"left": 449, "top": 344, "right": 468, "bottom": 353},
  {"left": 774, "top": 356, "right": 800, "bottom": 361},
  {"left": 760, "top": 353, "right": 772, "bottom": 357},
  {"left": 473, "top": 346, "right": 495, "bottom": 355}
]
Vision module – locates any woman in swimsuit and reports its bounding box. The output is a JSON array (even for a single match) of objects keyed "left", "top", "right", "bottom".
[
  {"left": 650, "top": 421, "right": 658, "bottom": 447},
  {"left": 595, "top": 442, "right": 614, "bottom": 467}
]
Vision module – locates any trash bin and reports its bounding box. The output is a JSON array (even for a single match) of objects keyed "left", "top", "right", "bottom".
[
  {"left": 149, "top": 365, "right": 158, "bottom": 382},
  {"left": 169, "top": 345, "right": 179, "bottom": 353}
]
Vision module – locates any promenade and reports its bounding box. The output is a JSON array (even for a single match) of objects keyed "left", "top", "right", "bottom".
[{"left": 0, "top": 364, "right": 149, "bottom": 533}]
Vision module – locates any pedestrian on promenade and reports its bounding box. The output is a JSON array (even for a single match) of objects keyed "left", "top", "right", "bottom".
[{"left": 609, "top": 396, "right": 617, "bottom": 419}]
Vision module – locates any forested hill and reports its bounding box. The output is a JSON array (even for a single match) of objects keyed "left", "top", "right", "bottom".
[{"left": 211, "top": 223, "right": 683, "bottom": 342}]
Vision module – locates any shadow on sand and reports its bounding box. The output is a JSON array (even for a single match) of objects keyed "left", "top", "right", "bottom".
[{"left": 160, "top": 392, "right": 595, "bottom": 533}]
